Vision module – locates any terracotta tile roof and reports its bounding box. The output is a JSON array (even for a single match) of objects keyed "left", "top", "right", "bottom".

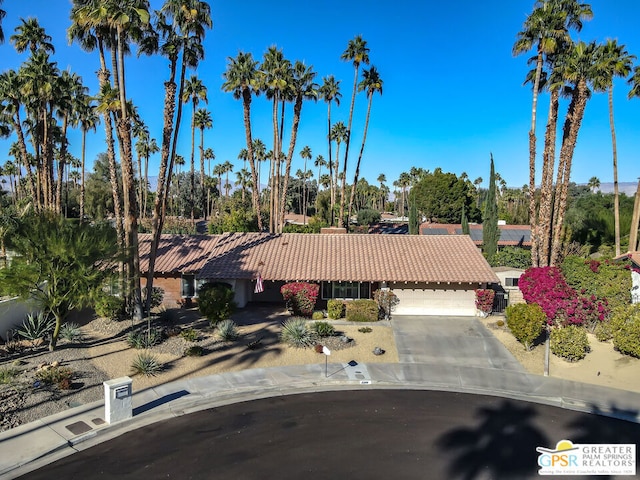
[
  {"left": 199, "top": 232, "right": 499, "bottom": 284},
  {"left": 420, "top": 222, "right": 531, "bottom": 247},
  {"left": 138, "top": 234, "right": 218, "bottom": 274},
  {"left": 614, "top": 251, "right": 640, "bottom": 266}
]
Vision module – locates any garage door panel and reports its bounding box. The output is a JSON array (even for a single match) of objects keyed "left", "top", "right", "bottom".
[{"left": 394, "top": 288, "right": 475, "bottom": 316}]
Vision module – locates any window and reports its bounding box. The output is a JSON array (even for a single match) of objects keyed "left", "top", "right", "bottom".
[
  {"left": 321, "top": 281, "right": 370, "bottom": 300},
  {"left": 505, "top": 277, "right": 519, "bottom": 287},
  {"left": 181, "top": 274, "right": 195, "bottom": 298}
]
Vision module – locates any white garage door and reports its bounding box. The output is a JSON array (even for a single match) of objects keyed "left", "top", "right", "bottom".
[{"left": 393, "top": 287, "right": 476, "bottom": 316}]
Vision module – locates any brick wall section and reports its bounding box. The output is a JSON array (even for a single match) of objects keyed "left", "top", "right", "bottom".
[{"left": 141, "top": 274, "right": 183, "bottom": 308}]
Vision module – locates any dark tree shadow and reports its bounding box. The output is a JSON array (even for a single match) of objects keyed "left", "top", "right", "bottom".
[{"left": 436, "top": 400, "right": 549, "bottom": 480}]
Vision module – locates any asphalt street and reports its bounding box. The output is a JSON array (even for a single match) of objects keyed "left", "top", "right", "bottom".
[{"left": 17, "top": 390, "right": 640, "bottom": 480}]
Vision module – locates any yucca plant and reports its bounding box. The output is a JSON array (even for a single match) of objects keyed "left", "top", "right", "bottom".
[
  {"left": 280, "top": 318, "right": 317, "bottom": 348},
  {"left": 131, "top": 351, "right": 162, "bottom": 376},
  {"left": 17, "top": 312, "right": 55, "bottom": 346},
  {"left": 127, "top": 328, "right": 163, "bottom": 349},
  {"left": 217, "top": 319, "right": 239, "bottom": 342}
]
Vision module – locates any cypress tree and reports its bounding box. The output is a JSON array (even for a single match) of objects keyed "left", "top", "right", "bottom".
[
  {"left": 409, "top": 191, "right": 419, "bottom": 235},
  {"left": 461, "top": 204, "right": 470, "bottom": 235},
  {"left": 483, "top": 153, "right": 499, "bottom": 262}
]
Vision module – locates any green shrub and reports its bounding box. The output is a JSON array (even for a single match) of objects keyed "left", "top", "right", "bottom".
[
  {"left": 36, "top": 366, "right": 74, "bottom": 389},
  {"left": 311, "top": 321, "right": 335, "bottom": 337},
  {"left": 610, "top": 304, "right": 640, "bottom": 358},
  {"left": 280, "top": 318, "right": 316, "bottom": 348},
  {"left": 358, "top": 327, "right": 373, "bottom": 333},
  {"left": 345, "top": 299, "right": 378, "bottom": 322},
  {"left": 131, "top": 351, "right": 162, "bottom": 376},
  {"left": 127, "top": 328, "right": 163, "bottom": 349},
  {"left": 217, "top": 319, "right": 239, "bottom": 342},
  {"left": 327, "top": 300, "right": 345, "bottom": 319},
  {"left": 550, "top": 325, "right": 589, "bottom": 362},
  {"left": 311, "top": 311, "right": 325, "bottom": 320},
  {"left": 0, "top": 367, "right": 19, "bottom": 385},
  {"left": 495, "top": 319, "right": 505, "bottom": 328},
  {"left": 198, "top": 282, "right": 236, "bottom": 324},
  {"left": 594, "top": 321, "right": 613, "bottom": 342},
  {"left": 505, "top": 303, "right": 546, "bottom": 351},
  {"left": 59, "top": 322, "right": 84, "bottom": 343},
  {"left": 180, "top": 328, "right": 199, "bottom": 342},
  {"left": 95, "top": 295, "right": 124, "bottom": 321},
  {"left": 184, "top": 345, "right": 204, "bottom": 357},
  {"left": 141, "top": 286, "right": 165, "bottom": 310}
]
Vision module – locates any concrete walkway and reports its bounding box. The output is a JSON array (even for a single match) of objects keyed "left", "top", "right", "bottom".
[{"left": 2, "top": 319, "right": 640, "bottom": 478}]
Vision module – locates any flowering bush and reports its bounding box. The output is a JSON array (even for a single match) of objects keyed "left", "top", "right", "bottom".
[
  {"left": 281, "top": 282, "right": 319, "bottom": 318},
  {"left": 520, "top": 266, "right": 609, "bottom": 328},
  {"left": 519, "top": 267, "right": 573, "bottom": 321},
  {"left": 475, "top": 289, "right": 495, "bottom": 314}
]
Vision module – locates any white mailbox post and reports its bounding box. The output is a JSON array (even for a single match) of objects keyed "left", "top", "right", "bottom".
[{"left": 104, "top": 376, "right": 133, "bottom": 424}]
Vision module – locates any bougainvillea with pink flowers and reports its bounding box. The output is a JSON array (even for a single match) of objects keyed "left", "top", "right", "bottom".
[
  {"left": 281, "top": 282, "right": 319, "bottom": 317},
  {"left": 475, "top": 289, "right": 495, "bottom": 314},
  {"left": 519, "top": 267, "right": 609, "bottom": 329}
]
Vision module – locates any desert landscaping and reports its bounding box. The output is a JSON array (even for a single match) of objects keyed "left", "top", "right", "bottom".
[{"left": 2, "top": 305, "right": 640, "bottom": 433}]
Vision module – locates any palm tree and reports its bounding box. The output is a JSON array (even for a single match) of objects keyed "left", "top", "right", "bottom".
[
  {"left": 234, "top": 168, "right": 251, "bottom": 203},
  {"left": 252, "top": 138, "right": 267, "bottom": 200},
  {"left": 347, "top": 66, "right": 383, "bottom": 222},
  {"left": 339, "top": 35, "right": 370, "bottom": 228},
  {"left": 0, "top": 0, "right": 5, "bottom": 44},
  {"left": 299, "top": 146, "right": 312, "bottom": 222},
  {"left": 183, "top": 75, "right": 207, "bottom": 222},
  {"left": 222, "top": 51, "right": 262, "bottom": 229},
  {"left": 398, "top": 172, "right": 411, "bottom": 218},
  {"left": 261, "top": 46, "right": 291, "bottom": 232},
  {"left": 592, "top": 40, "right": 635, "bottom": 256},
  {"left": 202, "top": 146, "right": 215, "bottom": 216},
  {"left": 194, "top": 107, "right": 212, "bottom": 219},
  {"left": 587, "top": 176, "right": 600, "bottom": 193},
  {"left": 319, "top": 75, "right": 341, "bottom": 215},
  {"left": 628, "top": 67, "right": 640, "bottom": 252},
  {"left": 77, "top": 101, "right": 100, "bottom": 221},
  {"left": 550, "top": 41, "right": 601, "bottom": 265},
  {"left": 10, "top": 17, "right": 55, "bottom": 54},
  {"left": 222, "top": 160, "right": 233, "bottom": 198},
  {"left": 513, "top": 0, "right": 592, "bottom": 267},
  {"left": 329, "top": 121, "right": 347, "bottom": 224},
  {"left": 377, "top": 173, "right": 387, "bottom": 210},
  {"left": 278, "top": 61, "right": 317, "bottom": 233},
  {"left": 0, "top": 70, "right": 38, "bottom": 206}
]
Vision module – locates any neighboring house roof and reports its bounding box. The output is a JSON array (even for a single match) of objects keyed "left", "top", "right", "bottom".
[
  {"left": 283, "top": 213, "right": 308, "bottom": 225},
  {"left": 420, "top": 223, "right": 531, "bottom": 247},
  {"left": 368, "top": 223, "right": 409, "bottom": 235},
  {"left": 614, "top": 251, "right": 640, "bottom": 267},
  {"left": 198, "top": 232, "right": 499, "bottom": 284},
  {"left": 138, "top": 234, "right": 218, "bottom": 274}
]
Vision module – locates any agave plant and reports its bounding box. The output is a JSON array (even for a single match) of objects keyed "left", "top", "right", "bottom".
[
  {"left": 17, "top": 312, "right": 55, "bottom": 346},
  {"left": 131, "top": 351, "right": 162, "bottom": 377},
  {"left": 217, "top": 319, "right": 239, "bottom": 342}
]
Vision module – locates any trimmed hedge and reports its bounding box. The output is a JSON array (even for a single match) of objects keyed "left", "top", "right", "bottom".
[
  {"left": 345, "top": 299, "right": 378, "bottom": 322},
  {"left": 505, "top": 303, "right": 545, "bottom": 351},
  {"left": 610, "top": 304, "right": 640, "bottom": 358},
  {"left": 550, "top": 325, "right": 589, "bottom": 362},
  {"left": 327, "top": 300, "right": 345, "bottom": 319}
]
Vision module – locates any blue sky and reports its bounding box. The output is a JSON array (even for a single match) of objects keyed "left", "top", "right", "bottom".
[{"left": 1, "top": 0, "right": 639, "bottom": 191}]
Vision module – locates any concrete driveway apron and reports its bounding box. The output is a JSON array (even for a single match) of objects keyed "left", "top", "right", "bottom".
[{"left": 391, "top": 316, "right": 526, "bottom": 372}]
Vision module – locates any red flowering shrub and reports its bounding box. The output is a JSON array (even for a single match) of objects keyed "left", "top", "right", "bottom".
[
  {"left": 475, "top": 289, "right": 495, "bottom": 314},
  {"left": 281, "top": 282, "right": 319, "bottom": 318}
]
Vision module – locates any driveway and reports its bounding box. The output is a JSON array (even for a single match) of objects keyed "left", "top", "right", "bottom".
[{"left": 392, "top": 316, "right": 526, "bottom": 372}]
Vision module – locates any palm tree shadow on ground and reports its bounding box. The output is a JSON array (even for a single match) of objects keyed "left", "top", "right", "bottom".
[{"left": 436, "top": 400, "right": 549, "bottom": 480}]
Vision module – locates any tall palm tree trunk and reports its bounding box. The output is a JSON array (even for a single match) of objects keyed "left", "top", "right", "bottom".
[
  {"left": 348, "top": 91, "right": 373, "bottom": 221},
  {"left": 550, "top": 81, "right": 589, "bottom": 265},
  {"left": 538, "top": 89, "right": 560, "bottom": 266},
  {"left": 608, "top": 86, "right": 621, "bottom": 256},
  {"left": 629, "top": 178, "right": 640, "bottom": 252},
  {"left": 528, "top": 48, "right": 544, "bottom": 267},
  {"left": 339, "top": 65, "right": 359, "bottom": 228},
  {"left": 279, "top": 97, "right": 304, "bottom": 233}
]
